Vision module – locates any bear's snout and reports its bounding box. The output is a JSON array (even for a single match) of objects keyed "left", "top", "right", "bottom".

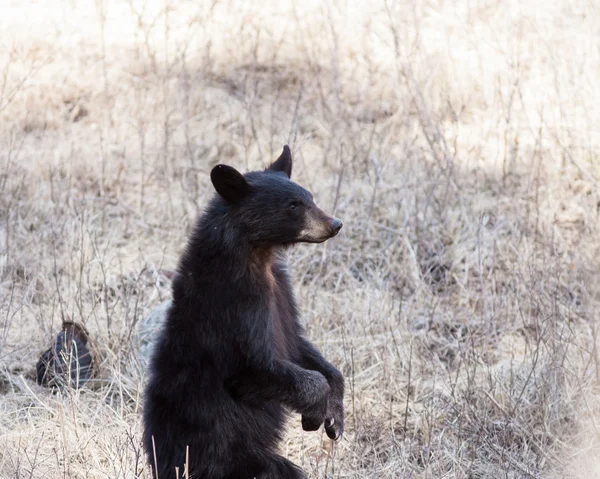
[
  {"left": 330, "top": 218, "right": 343, "bottom": 236},
  {"left": 297, "top": 207, "right": 343, "bottom": 243}
]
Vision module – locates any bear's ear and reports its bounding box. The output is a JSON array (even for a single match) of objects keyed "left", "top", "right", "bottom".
[
  {"left": 268, "top": 145, "right": 292, "bottom": 179},
  {"left": 210, "top": 165, "right": 250, "bottom": 204}
]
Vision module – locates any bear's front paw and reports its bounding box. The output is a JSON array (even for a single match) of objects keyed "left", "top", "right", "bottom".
[
  {"left": 301, "top": 412, "right": 324, "bottom": 432},
  {"left": 301, "top": 392, "right": 328, "bottom": 432},
  {"left": 324, "top": 395, "right": 344, "bottom": 441},
  {"left": 299, "top": 371, "right": 329, "bottom": 432}
]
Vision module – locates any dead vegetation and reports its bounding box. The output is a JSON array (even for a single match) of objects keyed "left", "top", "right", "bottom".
[{"left": 1, "top": 0, "right": 600, "bottom": 477}]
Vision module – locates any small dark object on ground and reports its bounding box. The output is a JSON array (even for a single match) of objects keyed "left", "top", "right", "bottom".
[{"left": 36, "top": 321, "right": 94, "bottom": 389}]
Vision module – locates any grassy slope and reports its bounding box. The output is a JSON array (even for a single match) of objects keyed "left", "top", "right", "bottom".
[{"left": 1, "top": 0, "right": 600, "bottom": 477}]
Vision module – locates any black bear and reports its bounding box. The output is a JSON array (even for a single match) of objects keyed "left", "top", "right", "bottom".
[{"left": 143, "top": 146, "right": 345, "bottom": 479}]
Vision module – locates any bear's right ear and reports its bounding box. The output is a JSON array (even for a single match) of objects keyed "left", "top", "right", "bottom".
[{"left": 210, "top": 165, "right": 250, "bottom": 204}]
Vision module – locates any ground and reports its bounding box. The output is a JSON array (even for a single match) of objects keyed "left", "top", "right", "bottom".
[{"left": 1, "top": 1, "right": 600, "bottom": 478}]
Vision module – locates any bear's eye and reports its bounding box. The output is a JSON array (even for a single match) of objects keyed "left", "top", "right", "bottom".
[{"left": 289, "top": 200, "right": 301, "bottom": 210}]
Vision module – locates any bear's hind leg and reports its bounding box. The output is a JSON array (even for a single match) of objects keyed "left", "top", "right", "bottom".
[
  {"left": 226, "top": 455, "right": 306, "bottom": 479},
  {"left": 261, "top": 456, "right": 306, "bottom": 479}
]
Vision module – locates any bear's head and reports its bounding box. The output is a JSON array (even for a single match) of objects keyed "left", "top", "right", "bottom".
[{"left": 210, "top": 146, "right": 343, "bottom": 246}]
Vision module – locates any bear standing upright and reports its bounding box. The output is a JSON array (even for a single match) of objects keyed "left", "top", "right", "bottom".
[{"left": 143, "top": 146, "right": 345, "bottom": 479}]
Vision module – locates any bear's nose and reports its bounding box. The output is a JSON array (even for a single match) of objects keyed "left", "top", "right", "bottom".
[{"left": 330, "top": 218, "right": 343, "bottom": 235}]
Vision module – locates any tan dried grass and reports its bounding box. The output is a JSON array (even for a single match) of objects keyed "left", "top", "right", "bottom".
[{"left": 1, "top": 0, "right": 600, "bottom": 477}]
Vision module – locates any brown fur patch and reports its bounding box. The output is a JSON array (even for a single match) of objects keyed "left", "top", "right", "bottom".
[
  {"left": 250, "top": 247, "right": 276, "bottom": 289},
  {"left": 250, "top": 249, "right": 295, "bottom": 360}
]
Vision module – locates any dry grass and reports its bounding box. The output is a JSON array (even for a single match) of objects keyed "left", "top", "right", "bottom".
[{"left": 1, "top": 0, "right": 600, "bottom": 477}]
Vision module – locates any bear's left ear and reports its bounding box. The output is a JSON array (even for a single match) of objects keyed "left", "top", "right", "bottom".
[
  {"left": 268, "top": 145, "right": 292, "bottom": 179},
  {"left": 211, "top": 164, "right": 250, "bottom": 204}
]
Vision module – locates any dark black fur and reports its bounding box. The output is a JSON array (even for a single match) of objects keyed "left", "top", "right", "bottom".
[{"left": 143, "top": 146, "right": 345, "bottom": 479}]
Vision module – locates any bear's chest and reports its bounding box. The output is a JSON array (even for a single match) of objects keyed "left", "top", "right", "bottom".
[{"left": 269, "top": 281, "right": 297, "bottom": 361}]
